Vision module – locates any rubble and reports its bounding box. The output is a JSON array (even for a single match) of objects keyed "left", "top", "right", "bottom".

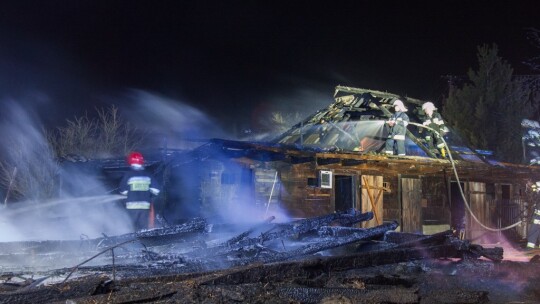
[{"left": 0, "top": 212, "right": 539, "bottom": 303}]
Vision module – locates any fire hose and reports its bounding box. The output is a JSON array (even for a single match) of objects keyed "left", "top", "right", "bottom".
[{"left": 408, "top": 122, "right": 523, "bottom": 232}]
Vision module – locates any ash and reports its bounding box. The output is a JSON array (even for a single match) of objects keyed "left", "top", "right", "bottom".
[{"left": 1, "top": 212, "right": 539, "bottom": 304}]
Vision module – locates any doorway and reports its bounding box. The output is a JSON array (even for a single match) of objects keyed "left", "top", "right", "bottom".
[
  {"left": 450, "top": 181, "right": 466, "bottom": 232},
  {"left": 334, "top": 175, "right": 355, "bottom": 213}
]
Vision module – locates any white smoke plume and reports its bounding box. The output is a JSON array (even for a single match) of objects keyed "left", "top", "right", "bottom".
[
  {"left": 121, "top": 90, "right": 229, "bottom": 149},
  {"left": 0, "top": 99, "right": 132, "bottom": 241}
]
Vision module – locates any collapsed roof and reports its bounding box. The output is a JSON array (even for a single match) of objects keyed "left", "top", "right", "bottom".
[{"left": 273, "top": 86, "right": 489, "bottom": 162}]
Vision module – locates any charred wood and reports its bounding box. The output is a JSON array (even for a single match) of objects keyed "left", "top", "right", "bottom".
[
  {"left": 203, "top": 245, "right": 461, "bottom": 286},
  {"left": 0, "top": 218, "right": 208, "bottom": 257},
  {"left": 463, "top": 243, "right": 504, "bottom": 262},
  {"left": 332, "top": 211, "right": 374, "bottom": 227},
  {"left": 185, "top": 211, "right": 373, "bottom": 260},
  {"left": 0, "top": 274, "right": 110, "bottom": 304},
  {"left": 384, "top": 230, "right": 453, "bottom": 246},
  {"left": 258, "top": 211, "right": 373, "bottom": 242},
  {"left": 98, "top": 217, "right": 208, "bottom": 248},
  {"left": 277, "top": 286, "right": 419, "bottom": 304},
  {"left": 190, "top": 222, "right": 400, "bottom": 278},
  {"left": 422, "top": 290, "right": 490, "bottom": 304},
  {"left": 318, "top": 226, "right": 371, "bottom": 237},
  {"left": 384, "top": 230, "right": 503, "bottom": 262},
  {"left": 222, "top": 216, "right": 275, "bottom": 246},
  {"left": 242, "top": 221, "right": 399, "bottom": 264}
]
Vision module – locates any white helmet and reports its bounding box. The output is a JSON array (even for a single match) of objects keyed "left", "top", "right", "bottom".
[
  {"left": 392, "top": 99, "right": 407, "bottom": 112},
  {"left": 422, "top": 102, "right": 437, "bottom": 112}
]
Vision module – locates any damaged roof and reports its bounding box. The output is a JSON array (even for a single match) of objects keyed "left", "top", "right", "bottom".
[{"left": 272, "top": 86, "right": 485, "bottom": 162}]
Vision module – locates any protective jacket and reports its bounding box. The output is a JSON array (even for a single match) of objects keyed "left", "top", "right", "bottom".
[
  {"left": 423, "top": 111, "right": 446, "bottom": 149},
  {"left": 385, "top": 111, "right": 409, "bottom": 155},
  {"left": 119, "top": 168, "right": 160, "bottom": 210},
  {"left": 387, "top": 111, "right": 409, "bottom": 140},
  {"left": 528, "top": 208, "right": 540, "bottom": 249}
]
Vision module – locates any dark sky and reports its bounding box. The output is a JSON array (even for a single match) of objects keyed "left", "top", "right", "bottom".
[{"left": 0, "top": 0, "right": 539, "bottom": 132}]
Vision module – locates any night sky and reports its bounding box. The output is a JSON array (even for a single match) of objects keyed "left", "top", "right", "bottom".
[{"left": 0, "top": 0, "right": 539, "bottom": 134}]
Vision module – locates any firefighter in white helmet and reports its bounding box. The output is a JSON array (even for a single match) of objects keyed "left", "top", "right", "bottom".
[
  {"left": 421, "top": 102, "right": 448, "bottom": 157},
  {"left": 385, "top": 99, "right": 409, "bottom": 156}
]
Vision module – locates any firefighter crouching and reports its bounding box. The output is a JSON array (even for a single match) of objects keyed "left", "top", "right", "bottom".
[
  {"left": 119, "top": 151, "right": 161, "bottom": 231},
  {"left": 527, "top": 181, "right": 540, "bottom": 250}
]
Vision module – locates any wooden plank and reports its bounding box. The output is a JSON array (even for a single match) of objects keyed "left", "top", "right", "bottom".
[
  {"left": 466, "top": 182, "right": 487, "bottom": 241},
  {"left": 361, "top": 175, "right": 383, "bottom": 228},
  {"left": 401, "top": 178, "right": 422, "bottom": 233},
  {"left": 363, "top": 176, "right": 380, "bottom": 225}
]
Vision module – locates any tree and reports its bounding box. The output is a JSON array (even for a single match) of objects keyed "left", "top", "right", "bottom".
[
  {"left": 0, "top": 105, "right": 143, "bottom": 202},
  {"left": 443, "top": 44, "right": 535, "bottom": 163},
  {"left": 0, "top": 129, "right": 59, "bottom": 201},
  {"left": 525, "top": 28, "right": 540, "bottom": 71},
  {"left": 47, "top": 105, "right": 143, "bottom": 159}
]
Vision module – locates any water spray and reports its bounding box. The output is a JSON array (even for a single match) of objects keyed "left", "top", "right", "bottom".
[
  {"left": 3, "top": 167, "right": 17, "bottom": 207},
  {"left": 2, "top": 194, "right": 125, "bottom": 216},
  {"left": 264, "top": 171, "right": 278, "bottom": 218},
  {"left": 408, "top": 122, "right": 522, "bottom": 232},
  {"left": 327, "top": 121, "right": 358, "bottom": 143}
]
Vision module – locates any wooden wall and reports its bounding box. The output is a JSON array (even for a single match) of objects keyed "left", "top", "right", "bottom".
[
  {"left": 197, "top": 157, "right": 527, "bottom": 241},
  {"left": 279, "top": 162, "right": 332, "bottom": 218}
]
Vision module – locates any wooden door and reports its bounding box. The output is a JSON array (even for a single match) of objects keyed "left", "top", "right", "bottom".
[
  {"left": 361, "top": 175, "right": 383, "bottom": 228},
  {"left": 466, "top": 182, "right": 487, "bottom": 241},
  {"left": 401, "top": 177, "right": 423, "bottom": 233}
]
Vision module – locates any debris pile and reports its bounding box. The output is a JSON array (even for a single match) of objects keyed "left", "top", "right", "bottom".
[{"left": 1, "top": 211, "right": 539, "bottom": 303}]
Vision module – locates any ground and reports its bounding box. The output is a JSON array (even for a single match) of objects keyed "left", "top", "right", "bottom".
[{"left": 1, "top": 253, "right": 540, "bottom": 303}]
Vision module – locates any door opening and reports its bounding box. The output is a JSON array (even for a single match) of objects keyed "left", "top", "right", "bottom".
[
  {"left": 335, "top": 175, "right": 355, "bottom": 212},
  {"left": 450, "top": 181, "right": 466, "bottom": 232}
]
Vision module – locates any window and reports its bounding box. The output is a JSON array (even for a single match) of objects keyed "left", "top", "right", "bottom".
[
  {"left": 307, "top": 177, "right": 318, "bottom": 187},
  {"left": 320, "top": 170, "right": 332, "bottom": 188}
]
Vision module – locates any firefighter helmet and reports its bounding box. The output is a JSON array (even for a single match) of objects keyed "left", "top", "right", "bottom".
[
  {"left": 422, "top": 102, "right": 437, "bottom": 112},
  {"left": 392, "top": 99, "right": 407, "bottom": 112},
  {"left": 127, "top": 151, "right": 144, "bottom": 166}
]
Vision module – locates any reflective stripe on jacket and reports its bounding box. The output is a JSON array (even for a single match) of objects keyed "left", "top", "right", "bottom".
[
  {"left": 126, "top": 201, "right": 151, "bottom": 209},
  {"left": 387, "top": 111, "right": 409, "bottom": 138}
]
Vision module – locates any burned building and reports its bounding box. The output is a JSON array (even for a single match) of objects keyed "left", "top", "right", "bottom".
[
  {"left": 7, "top": 86, "right": 540, "bottom": 303},
  {"left": 128, "top": 86, "right": 540, "bottom": 243}
]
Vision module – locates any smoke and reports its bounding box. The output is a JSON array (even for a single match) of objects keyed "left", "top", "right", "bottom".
[
  {"left": 94, "top": 90, "right": 294, "bottom": 226},
  {"left": 0, "top": 99, "right": 133, "bottom": 242},
  {"left": 244, "top": 86, "right": 334, "bottom": 141},
  {"left": 267, "top": 87, "right": 332, "bottom": 119},
  {"left": 121, "top": 90, "right": 229, "bottom": 149}
]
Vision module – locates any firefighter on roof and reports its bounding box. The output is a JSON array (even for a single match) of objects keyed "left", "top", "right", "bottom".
[
  {"left": 385, "top": 99, "right": 409, "bottom": 156},
  {"left": 119, "top": 151, "right": 161, "bottom": 231},
  {"left": 421, "top": 102, "right": 448, "bottom": 157}
]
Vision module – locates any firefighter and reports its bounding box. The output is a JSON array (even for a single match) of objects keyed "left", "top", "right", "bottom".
[
  {"left": 421, "top": 102, "right": 448, "bottom": 157},
  {"left": 317, "top": 118, "right": 329, "bottom": 143},
  {"left": 527, "top": 181, "right": 540, "bottom": 250},
  {"left": 385, "top": 99, "right": 409, "bottom": 156},
  {"left": 119, "top": 151, "right": 161, "bottom": 231}
]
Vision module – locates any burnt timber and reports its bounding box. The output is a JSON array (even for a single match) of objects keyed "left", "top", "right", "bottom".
[{"left": 1, "top": 211, "right": 532, "bottom": 304}]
